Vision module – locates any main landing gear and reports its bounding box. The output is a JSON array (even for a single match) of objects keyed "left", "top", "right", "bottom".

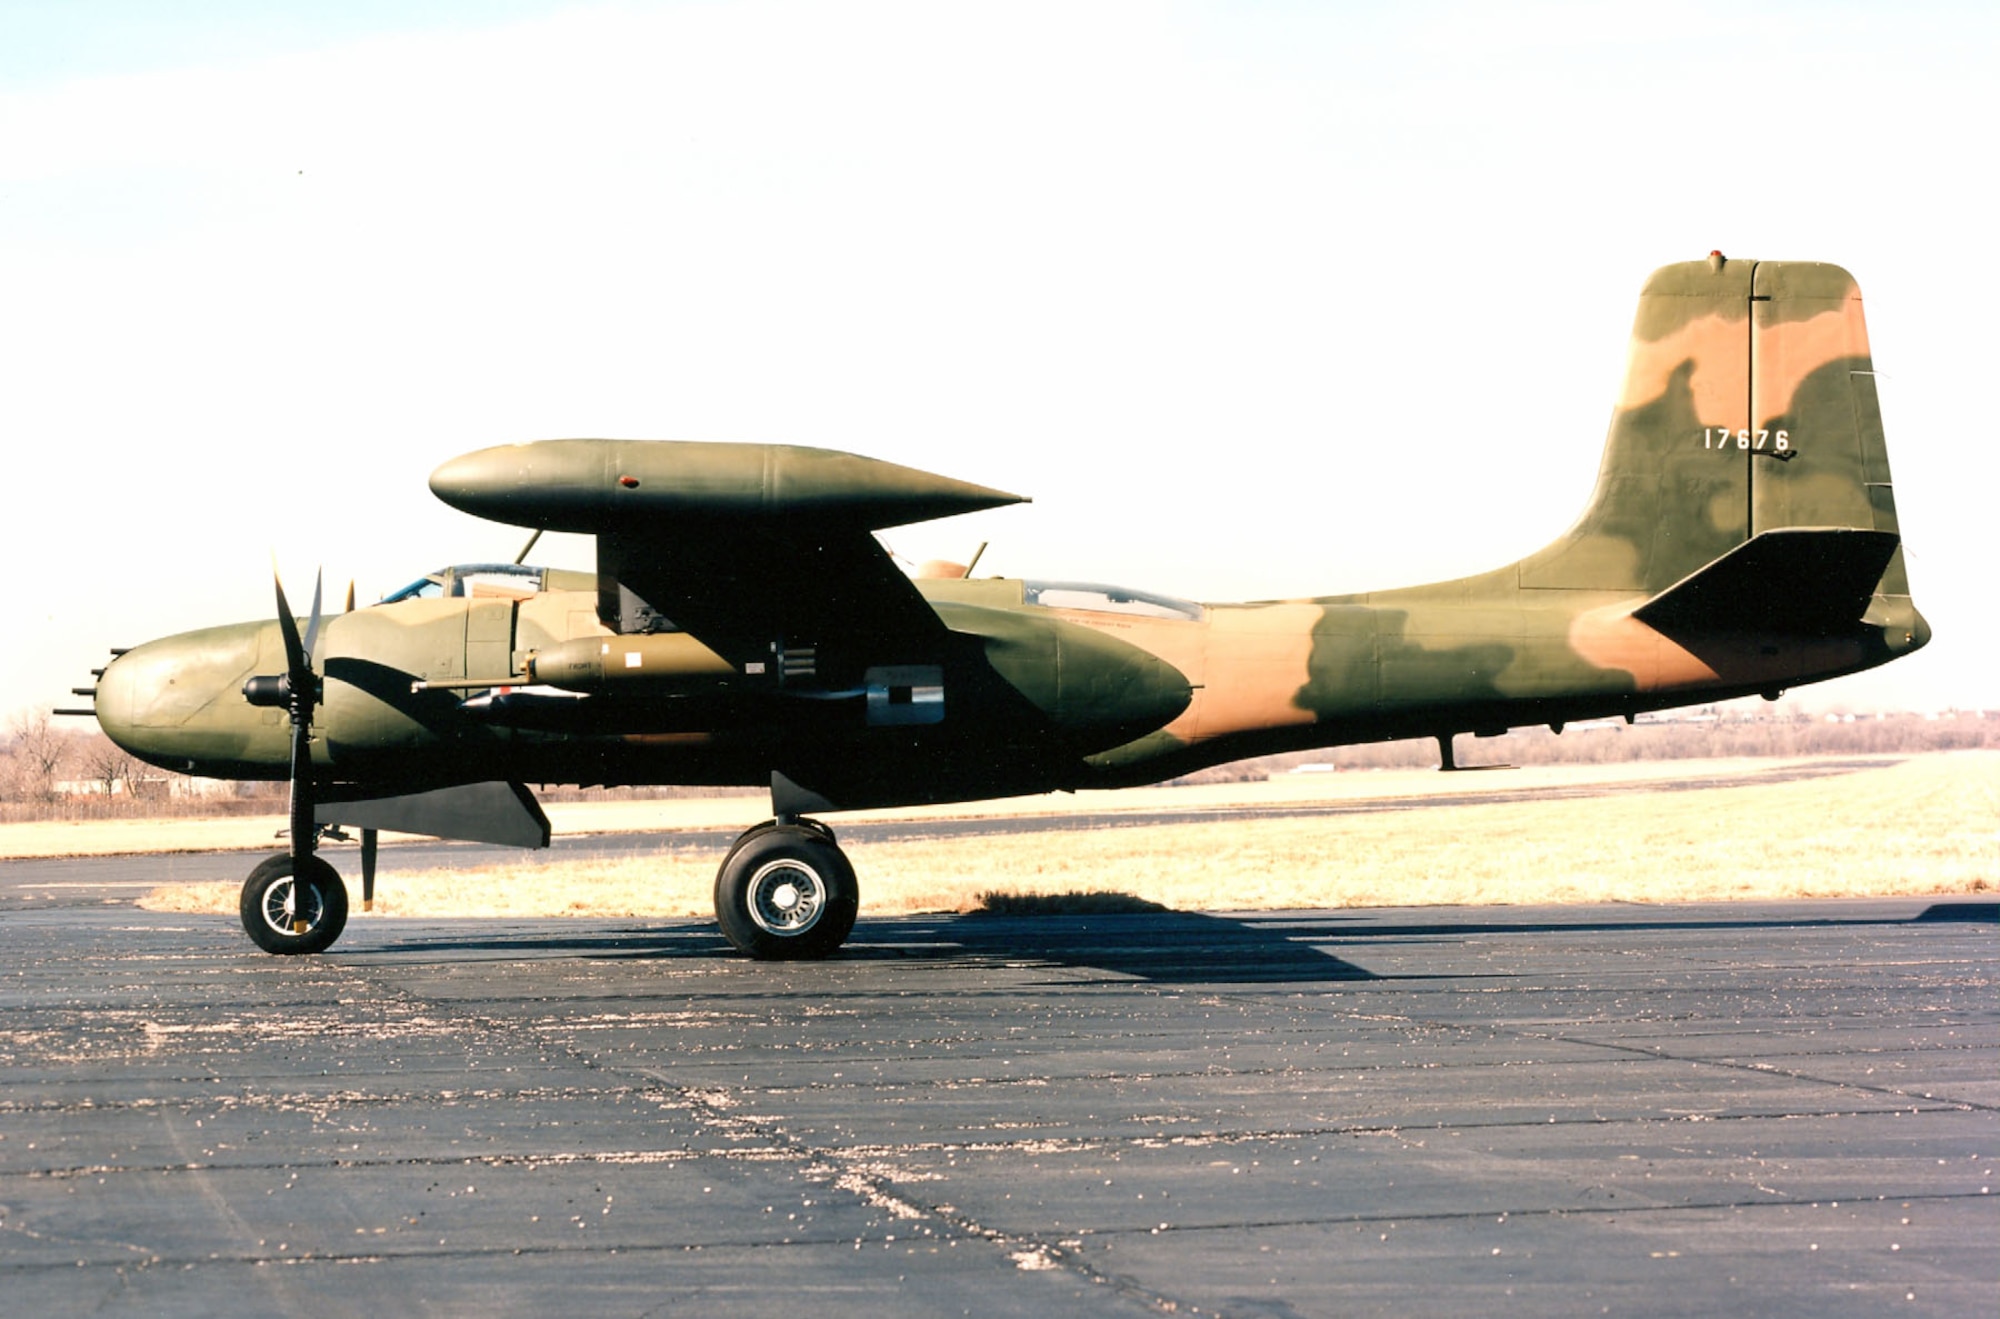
[{"left": 713, "top": 817, "right": 859, "bottom": 960}]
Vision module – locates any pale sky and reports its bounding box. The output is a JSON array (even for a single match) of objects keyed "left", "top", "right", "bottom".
[{"left": 5, "top": 0, "right": 1994, "bottom": 723}]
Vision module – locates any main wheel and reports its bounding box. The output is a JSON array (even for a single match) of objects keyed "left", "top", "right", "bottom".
[
  {"left": 714, "top": 825, "right": 858, "bottom": 959},
  {"left": 239, "top": 853, "right": 349, "bottom": 955}
]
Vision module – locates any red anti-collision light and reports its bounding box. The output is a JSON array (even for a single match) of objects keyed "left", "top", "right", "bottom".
[{"left": 619, "top": 475, "right": 640, "bottom": 489}]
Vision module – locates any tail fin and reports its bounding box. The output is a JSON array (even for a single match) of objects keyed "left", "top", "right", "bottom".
[{"left": 1519, "top": 256, "right": 1909, "bottom": 600}]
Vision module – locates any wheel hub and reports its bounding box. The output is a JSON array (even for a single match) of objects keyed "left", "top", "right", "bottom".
[
  {"left": 260, "top": 877, "right": 322, "bottom": 937},
  {"left": 747, "top": 860, "right": 826, "bottom": 935}
]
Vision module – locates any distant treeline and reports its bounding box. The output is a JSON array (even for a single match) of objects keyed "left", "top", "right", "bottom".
[{"left": 1180, "top": 710, "right": 2000, "bottom": 782}]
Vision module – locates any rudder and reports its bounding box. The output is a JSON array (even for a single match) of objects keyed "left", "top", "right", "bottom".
[{"left": 1748, "top": 261, "right": 1908, "bottom": 596}]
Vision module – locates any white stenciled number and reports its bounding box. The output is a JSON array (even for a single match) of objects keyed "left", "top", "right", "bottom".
[{"left": 1704, "top": 427, "right": 1796, "bottom": 452}]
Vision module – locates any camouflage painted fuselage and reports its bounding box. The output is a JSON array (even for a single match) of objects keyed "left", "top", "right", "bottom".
[{"left": 96, "top": 258, "right": 1926, "bottom": 813}]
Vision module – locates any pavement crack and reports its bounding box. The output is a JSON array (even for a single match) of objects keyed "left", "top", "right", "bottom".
[
  {"left": 1549, "top": 1033, "right": 1999, "bottom": 1112},
  {"left": 626, "top": 1066, "right": 1199, "bottom": 1313},
  {"left": 1076, "top": 1188, "right": 1990, "bottom": 1239}
]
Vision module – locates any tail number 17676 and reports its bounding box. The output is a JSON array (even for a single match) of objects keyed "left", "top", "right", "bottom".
[{"left": 1704, "top": 427, "right": 1790, "bottom": 452}]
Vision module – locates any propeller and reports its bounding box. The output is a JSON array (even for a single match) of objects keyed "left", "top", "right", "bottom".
[{"left": 244, "top": 568, "right": 325, "bottom": 875}]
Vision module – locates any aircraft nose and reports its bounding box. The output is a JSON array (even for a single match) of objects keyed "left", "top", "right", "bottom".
[
  {"left": 93, "top": 643, "right": 167, "bottom": 758},
  {"left": 94, "top": 623, "right": 271, "bottom": 771}
]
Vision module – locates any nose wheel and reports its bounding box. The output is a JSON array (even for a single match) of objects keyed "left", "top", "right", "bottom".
[
  {"left": 240, "top": 853, "right": 349, "bottom": 955},
  {"left": 714, "top": 821, "right": 858, "bottom": 959}
]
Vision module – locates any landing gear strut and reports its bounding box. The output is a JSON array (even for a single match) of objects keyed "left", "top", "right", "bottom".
[{"left": 714, "top": 818, "right": 858, "bottom": 959}]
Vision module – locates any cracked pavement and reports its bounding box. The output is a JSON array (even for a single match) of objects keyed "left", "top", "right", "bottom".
[{"left": 0, "top": 885, "right": 1994, "bottom": 1317}]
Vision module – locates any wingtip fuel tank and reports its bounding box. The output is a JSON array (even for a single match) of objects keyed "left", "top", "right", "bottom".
[{"left": 430, "top": 439, "right": 1027, "bottom": 534}]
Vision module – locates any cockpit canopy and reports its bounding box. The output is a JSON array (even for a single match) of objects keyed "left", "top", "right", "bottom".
[
  {"left": 381, "top": 563, "right": 595, "bottom": 604},
  {"left": 1021, "top": 581, "right": 1202, "bottom": 621}
]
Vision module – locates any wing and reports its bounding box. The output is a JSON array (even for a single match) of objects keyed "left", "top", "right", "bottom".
[
  {"left": 431, "top": 439, "right": 1027, "bottom": 673},
  {"left": 598, "top": 517, "right": 953, "bottom": 673}
]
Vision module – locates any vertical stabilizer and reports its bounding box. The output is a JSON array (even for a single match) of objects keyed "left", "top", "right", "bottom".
[{"left": 1519, "top": 256, "right": 1905, "bottom": 599}]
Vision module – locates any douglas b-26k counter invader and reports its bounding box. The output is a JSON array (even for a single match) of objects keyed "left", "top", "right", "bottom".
[{"left": 72, "top": 256, "right": 1928, "bottom": 959}]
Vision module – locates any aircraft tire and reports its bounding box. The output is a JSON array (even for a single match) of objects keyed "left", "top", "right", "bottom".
[
  {"left": 714, "top": 826, "right": 858, "bottom": 960},
  {"left": 718, "top": 817, "right": 839, "bottom": 874},
  {"left": 239, "top": 853, "right": 349, "bottom": 955}
]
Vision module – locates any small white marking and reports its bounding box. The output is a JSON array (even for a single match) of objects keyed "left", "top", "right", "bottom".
[{"left": 36, "top": 882, "right": 159, "bottom": 890}]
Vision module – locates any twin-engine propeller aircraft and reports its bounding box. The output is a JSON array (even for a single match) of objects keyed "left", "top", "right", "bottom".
[{"left": 78, "top": 256, "right": 1927, "bottom": 959}]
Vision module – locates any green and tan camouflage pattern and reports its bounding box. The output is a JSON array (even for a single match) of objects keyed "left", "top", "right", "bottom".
[
  {"left": 1067, "top": 257, "right": 1925, "bottom": 783},
  {"left": 94, "top": 257, "right": 1928, "bottom": 814}
]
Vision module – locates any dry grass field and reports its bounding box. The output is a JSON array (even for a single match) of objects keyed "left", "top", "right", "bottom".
[
  {"left": 0, "top": 755, "right": 1836, "bottom": 859},
  {"left": 123, "top": 751, "right": 1999, "bottom": 920}
]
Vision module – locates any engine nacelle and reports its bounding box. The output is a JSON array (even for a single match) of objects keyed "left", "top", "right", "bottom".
[{"left": 934, "top": 601, "right": 1192, "bottom": 746}]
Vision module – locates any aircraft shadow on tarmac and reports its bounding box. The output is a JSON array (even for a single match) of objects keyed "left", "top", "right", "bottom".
[
  {"left": 361, "top": 907, "right": 1378, "bottom": 985},
  {"left": 355, "top": 902, "right": 1991, "bottom": 985},
  {"left": 872, "top": 910, "right": 1380, "bottom": 984},
  {"left": 1238, "top": 900, "right": 1999, "bottom": 943},
  {"left": 879, "top": 901, "right": 1993, "bottom": 984}
]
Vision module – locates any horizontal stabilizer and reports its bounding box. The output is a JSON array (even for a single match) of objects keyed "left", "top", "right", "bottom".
[
  {"left": 1632, "top": 528, "right": 1900, "bottom": 637},
  {"left": 316, "top": 780, "right": 552, "bottom": 849}
]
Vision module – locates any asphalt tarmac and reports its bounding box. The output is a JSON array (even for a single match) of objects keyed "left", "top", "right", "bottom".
[{"left": 1, "top": 857, "right": 1993, "bottom": 1316}]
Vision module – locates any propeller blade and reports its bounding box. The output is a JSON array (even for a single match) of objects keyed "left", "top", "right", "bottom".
[
  {"left": 301, "top": 570, "right": 325, "bottom": 669},
  {"left": 273, "top": 569, "right": 307, "bottom": 682},
  {"left": 268, "top": 565, "right": 324, "bottom": 871}
]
